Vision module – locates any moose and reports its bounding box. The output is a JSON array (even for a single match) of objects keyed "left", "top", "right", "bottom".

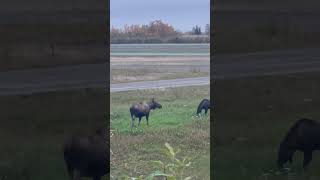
[
  {"left": 277, "top": 118, "right": 320, "bottom": 169},
  {"left": 196, "top": 99, "right": 211, "bottom": 115},
  {"left": 63, "top": 128, "right": 109, "bottom": 180},
  {"left": 129, "top": 98, "right": 162, "bottom": 128}
]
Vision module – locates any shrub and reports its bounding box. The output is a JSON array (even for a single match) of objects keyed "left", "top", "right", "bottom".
[{"left": 119, "top": 143, "right": 194, "bottom": 180}]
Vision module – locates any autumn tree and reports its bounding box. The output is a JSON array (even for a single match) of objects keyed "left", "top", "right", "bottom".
[{"left": 110, "top": 20, "right": 178, "bottom": 38}]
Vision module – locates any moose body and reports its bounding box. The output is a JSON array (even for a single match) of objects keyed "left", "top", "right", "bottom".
[
  {"left": 197, "top": 99, "right": 211, "bottom": 115},
  {"left": 130, "top": 98, "right": 162, "bottom": 128},
  {"left": 63, "top": 128, "right": 109, "bottom": 180},
  {"left": 277, "top": 118, "right": 320, "bottom": 169}
]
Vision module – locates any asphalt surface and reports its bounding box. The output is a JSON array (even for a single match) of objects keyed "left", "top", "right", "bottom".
[
  {"left": 0, "top": 63, "right": 108, "bottom": 95},
  {"left": 2, "top": 48, "right": 320, "bottom": 95}
]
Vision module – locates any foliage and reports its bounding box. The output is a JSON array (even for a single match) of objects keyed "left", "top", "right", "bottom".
[
  {"left": 205, "top": 24, "right": 210, "bottom": 35},
  {"left": 110, "top": 20, "right": 210, "bottom": 44},
  {"left": 119, "top": 143, "right": 194, "bottom": 180},
  {"left": 111, "top": 20, "right": 178, "bottom": 38},
  {"left": 191, "top": 26, "right": 202, "bottom": 35}
]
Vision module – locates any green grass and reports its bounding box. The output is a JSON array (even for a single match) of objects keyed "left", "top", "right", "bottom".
[
  {"left": 0, "top": 88, "right": 108, "bottom": 180},
  {"left": 213, "top": 72, "right": 320, "bottom": 180},
  {"left": 110, "top": 86, "right": 210, "bottom": 179},
  {"left": 111, "top": 86, "right": 210, "bottom": 133}
]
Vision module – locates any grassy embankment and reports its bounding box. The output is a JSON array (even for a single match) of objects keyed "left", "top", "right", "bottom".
[
  {"left": 213, "top": 0, "right": 320, "bottom": 54},
  {"left": 110, "top": 86, "right": 210, "bottom": 179},
  {"left": 213, "top": 72, "right": 320, "bottom": 180},
  {"left": 0, "top": 23, "right": 107, "bottom": 71},
  {"left": 0, "top": 88, "right": 108, "bottom": 180},
  {"left": 111, "top": 56, "right": 209, "bottom": 83}
]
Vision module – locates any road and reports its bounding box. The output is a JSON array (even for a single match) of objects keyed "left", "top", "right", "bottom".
[
  {"left": 0, "top": 63, "right": 108, "bottom": 95},
  {"left": 1, "top": 48, "right": 320, "bottom": 95}
]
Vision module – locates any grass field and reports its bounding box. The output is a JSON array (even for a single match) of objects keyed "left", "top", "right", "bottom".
[
  {"left": 111, "top": 56, "right": 209, "bottom": 83},
  {"left": 111, "top": 69, "right": 208, "bottom": 83},
  {"left": 213, "top": 72, "right": 320, "bottom": 180},
  {"left": 110, "top": 86, "right": 210, "bottom": 179},
  {"left": 0, "top": 88, "right": 108, "bottom": 180},
  {"left": 0, "top": 23, "right": 107, "bottom": 71},
  {"left": 213, "top": 0, "right": 320, "bottom": 54}
]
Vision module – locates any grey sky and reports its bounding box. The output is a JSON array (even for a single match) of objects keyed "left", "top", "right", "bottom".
[{"left": 111, "top": 0, "right": 210, "bottom": 32}]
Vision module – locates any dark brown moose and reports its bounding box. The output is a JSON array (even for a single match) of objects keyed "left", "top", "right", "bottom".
[
  {"left": 277, "top": 118, "right": 320, "bottom": 169},
  {"left": 196, "top": 99, "right": 211, "bottom": 115},
  {"left": 129, "top": 98, "right": 162, "bottom": 128},
  {"left": 63, "top": 128, "right": 109, "bottom": 180}
]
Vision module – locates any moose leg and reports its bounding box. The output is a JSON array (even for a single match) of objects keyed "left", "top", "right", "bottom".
[
  {"left": 205, "top": 108, "right": 208, "bottom": 114},
  {"left": 289, "top": 150, "right": 295, "bottom": 164},
  {"left": 146, "top": 114, "right": 149, "bottom": 126},
  {"left": 65, "top": 163, "right": 74, "bottom": 180},
  {"left": 303, "top": 150, "right": 313, "bottom": 169},
  {"left": 73, "top": 170, "right": 81, "bottom": 180},
  {"left": 131, "top": 114, "right": 135, "bottom": 128},
  {"left": 138, "top": 117, "right": 142, "bottom": 126},
  {"left": 93, "top": 176, "right": 101, "bottom": 180}
]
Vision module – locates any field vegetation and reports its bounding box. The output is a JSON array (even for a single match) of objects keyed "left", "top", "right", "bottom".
[
  {"left": 0, "top": 88, "right": 108, "bottom": 180},
  {"left": 111, "top": 20, "right": 209, "bottom": 44},
  {"left": 213, "top": 2, "right": 320, "bottom": 54},
  {"left": 213, "top": 72, "right": 320, "bottom": 180},
  {"left": 0, "top": 23, "right": 107, "bottom": 71},
  {"left": 110, "top": 86, "right": 210, "bottom": 179},
  {"left": 111, "top": 55, "right": 209, "bottom": 84}
]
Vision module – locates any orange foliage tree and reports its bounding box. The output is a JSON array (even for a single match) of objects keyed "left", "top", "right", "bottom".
[{"left": 111, "top": 20, "right": 178, "bottom": 38}]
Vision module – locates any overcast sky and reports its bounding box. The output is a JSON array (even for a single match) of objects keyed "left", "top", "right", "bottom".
[{"left": 111, "top": 0, "right": 210, "bottom": 32}]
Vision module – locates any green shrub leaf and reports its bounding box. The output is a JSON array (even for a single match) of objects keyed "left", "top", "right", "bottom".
[{"left": 165, "top": 143, "right": 175, "bottom": 157}]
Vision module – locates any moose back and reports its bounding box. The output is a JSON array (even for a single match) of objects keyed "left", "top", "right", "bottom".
[{"left": 129, "top": 98, "right": 162, "bottom": 128}]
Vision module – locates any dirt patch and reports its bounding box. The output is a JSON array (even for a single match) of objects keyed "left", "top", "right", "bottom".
[{"left": 112, "top": 74, "right": 159, "bottom": 82}]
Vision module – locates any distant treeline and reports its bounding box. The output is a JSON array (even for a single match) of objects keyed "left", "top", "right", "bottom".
[{"left": 111, "top": 20, "right": 209, "bottom": 44}]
